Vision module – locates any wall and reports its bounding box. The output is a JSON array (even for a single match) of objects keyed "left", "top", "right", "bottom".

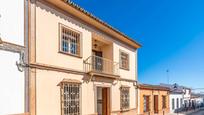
[
  {"left": 35, "top": 1, "right": 137, "bottom": 81},
  {"left": 0, "top": 0, "right": 24, "bottom": 46},
  {"left": 35, "top": 1, "right": 138, "bottom": 115},
  {"left": 0, "top": 51, "right": 25, "bottom": 114},
  {"left": 113, "top": 42, "right": 137, "bottom": 80},
  {"left": 138, "top": 88, "right": 169, "bottom": 115},
  {"left": 169, "top": 94, "right": 183, "bottom": 113},
  {"left": 35, "top": 2, "right": 92, "bottom": 71}
]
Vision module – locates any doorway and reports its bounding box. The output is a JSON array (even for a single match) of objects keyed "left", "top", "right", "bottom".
[
  {"left": 97, "top": 87, "right": 110, "bottom": 115},
  {"left": 154, "top": 95, "right": 159, "bottom": 114},
  {"left": 92, "top": 50, "right": 103, "bottom": 72}
]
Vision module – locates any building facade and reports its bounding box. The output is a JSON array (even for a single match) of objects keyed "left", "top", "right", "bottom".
[
  {"left": 137, "top": 84, "right": 170, "bottom": 115},
  {"left": 0, "top": 0, "right": 141, "bottom": 115},
  {"left": 0, "top": 0, "right": 26, "bottom": 115},
  {"left": 160, "top": 83, "right": 192, "bottom": 113},
  {"left": 169, "top": 93, "right": 183, "bottom": 113}
]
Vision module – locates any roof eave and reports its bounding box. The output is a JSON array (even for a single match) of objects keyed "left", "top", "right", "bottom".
[{"left": 42, "top": 0, "right": 141, "bottom": 49}]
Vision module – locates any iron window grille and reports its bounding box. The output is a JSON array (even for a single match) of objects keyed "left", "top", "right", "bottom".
[
  {"left": 61, "top": 83, "right": 81, "bottom": 115},
  {"left": 162, "top": 96, "right": 166, "bottom": 109},
  {"left": 60, "top": 25, "right": 81, "bottom": 56},
  {"left": 144, "top": 95, "right": 150, "bottom": 112},
  {"left": 120, "top": 87, "right": 130, "bottom": 110},
  {"left": 119, "top": 51, "right": 129, "bottom": 70}
]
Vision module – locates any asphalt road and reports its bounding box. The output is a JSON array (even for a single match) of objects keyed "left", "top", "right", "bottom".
[{"left": 187, "top": 109, "right": 204, "bottom": 115}]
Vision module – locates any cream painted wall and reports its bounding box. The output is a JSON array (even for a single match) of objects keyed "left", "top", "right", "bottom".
[
  {"left": 36, "top": 2, "right": 92, "bottom": 71},
  {"left": 36, "top": 69, "right": 95, "bottom": 115},
  {"left": 35, "top": 1, "right": 138, "bottom": 114},
  {"left": 113, "top": 42, "right": 137, "bottom": 80},
  {"left": 35, "top": 1, "right": 138, "bottom": 81},
  {"left": 0, "top": 0, "right": 24, "bottom": 46},
  {"left": 0, "top": 51, "right": 24, "bottom": 114}
]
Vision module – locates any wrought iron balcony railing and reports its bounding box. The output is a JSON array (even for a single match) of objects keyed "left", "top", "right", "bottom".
[{"left": 84, "top": 55, "right": 119, "bottom": 76}]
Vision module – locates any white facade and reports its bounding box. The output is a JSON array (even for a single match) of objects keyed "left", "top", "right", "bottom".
[
  {"left": 169, "top": 94, "right": 183, "bottom": 113},
  {"left": 0, "top": 51, "right": 25, "bottom": 115},
  {"left": 0, "top": 0, "right": 25, "bottom": 114},
  {"left": 183, "top": 89, "right": 191, "bottom": 107},
  {"left": 0, "top": 0, "right": 24, "bottom": 45}
]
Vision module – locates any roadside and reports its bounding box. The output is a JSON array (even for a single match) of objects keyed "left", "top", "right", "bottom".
[{"left": 168, "top": 107, "right": 204, "bottom": 115}]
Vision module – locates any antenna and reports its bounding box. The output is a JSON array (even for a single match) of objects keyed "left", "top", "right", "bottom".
[{"left": 166, "top": 69, "right": 170, "bottom": 84}]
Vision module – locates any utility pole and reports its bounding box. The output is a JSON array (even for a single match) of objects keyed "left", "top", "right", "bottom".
[{"left": 166, "top": 69, "right": 169, "bottom": 84}]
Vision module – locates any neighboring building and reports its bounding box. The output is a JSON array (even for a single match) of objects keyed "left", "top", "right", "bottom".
[
  {"left": 1, "top": 0, "right": 141, "bottom": 115},
  {"left": 0, "top": 1, "right": 26, "bottom": 115},
  {"left": 183, "top": 87, "right": 192, "bottom": 108},
  {"left": 191, "top": 93, "right": 204, "bottom": 108},
  {"left": 137, "top": 84, "right": 170, "bottom": 115},
  {"left": 160, "top": 83, "right": 192, "bottom": 113}
]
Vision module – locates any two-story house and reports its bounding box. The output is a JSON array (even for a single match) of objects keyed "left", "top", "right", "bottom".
[{"left": 22, "top": 0, "right": 141, "bottom": 115}]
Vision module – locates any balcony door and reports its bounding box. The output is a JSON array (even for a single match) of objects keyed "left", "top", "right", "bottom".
[{"left": 92, "top": 50, "right": 103, "bottom": 72}]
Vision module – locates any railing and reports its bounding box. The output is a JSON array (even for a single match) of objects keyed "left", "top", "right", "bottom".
[{"left": 84, "top": 55, "right": 119, "bottom": 76}]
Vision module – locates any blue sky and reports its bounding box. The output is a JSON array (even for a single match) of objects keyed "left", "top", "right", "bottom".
[{"left": 72, "top": 0, "right": 204, "bottom": 89}]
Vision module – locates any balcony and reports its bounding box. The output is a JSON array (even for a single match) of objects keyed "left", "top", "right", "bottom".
[{"left": 84, "top": 55, "right": 119, "bottom": 78}]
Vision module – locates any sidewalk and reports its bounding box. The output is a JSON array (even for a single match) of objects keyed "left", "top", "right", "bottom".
[{"left": 168, "top": 107, "right": 204, "bottom": 115}]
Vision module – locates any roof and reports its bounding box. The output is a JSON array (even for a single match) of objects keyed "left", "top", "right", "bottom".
[
  {"left": 138, "top": 84, "right": 170, "bottom": 91},
  {"left": 160, "top": 83, "right": 191, "bottom": 94},
  {"left": 43, "top": 0, "right": 141, "bottom": 48}
]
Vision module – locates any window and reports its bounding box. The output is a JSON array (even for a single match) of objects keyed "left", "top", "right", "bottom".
[
  {"left": 61, "top": 82, "right": 81, "bottom": 115},
  {"left": 172, "top": 99, "right": 175, "bottom": 110},
  {"left": 177, "top": 98, "right": 179, "bottom": 108},
  {"left": 162, "top": 96, "right": 166, "bottom": 109},
  {"left": 119, "top": 51, "right": 129, "bottom": 70},
  {"left": 144, "top": 96, "right": 150, "bottom": 112},
  {"left": 120, "top": 87, "right": 130, "bottom": 110},
  {"left": 180, "top": 98, "right": 183, "bottom": 107},
  {"left": 60, "top": 25, "right": 81, "bottom": 56}
]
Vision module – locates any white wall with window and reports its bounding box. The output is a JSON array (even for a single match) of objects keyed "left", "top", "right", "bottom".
[
  {"left": 169, "top": 94, "right": 183, "bottom": 113},
  {"left": 0, "top": 51, "right": 25, "bottom": 114}
]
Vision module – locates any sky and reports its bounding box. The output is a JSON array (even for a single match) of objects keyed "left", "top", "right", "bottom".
[{"left": 71, "top": 0, "right": 204, "bottom": 90}]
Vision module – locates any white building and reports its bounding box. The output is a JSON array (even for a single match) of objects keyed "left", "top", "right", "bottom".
[
  {"left": 183, "top": 87, "right": 192, "bottom": 107},
  {"left": 0, "top": 0, "right": 26, "bottom": 114},
  {"left": 169, "top": 93, "right": 183, "bottom": 113},
  {"left": 160, "top": 83, "right": 192, "bottom": 113}
]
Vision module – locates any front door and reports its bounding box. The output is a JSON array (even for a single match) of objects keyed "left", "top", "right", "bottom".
[
  {"left": 154, "top": 95, "right": 159, "bottom": 113},
  {"left": 97, "top": 87, "right": 110, "bottom": 115}
]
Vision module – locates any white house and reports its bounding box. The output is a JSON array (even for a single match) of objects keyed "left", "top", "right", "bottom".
[
  {"left": 0, "top": 0, "right": 26, "bottom": 114},
  {"left": 160, "top": 83, "right": 192, "bottom": 113},
  {"left": 183, "top": 87, "right": 192, "bottom": 108}
]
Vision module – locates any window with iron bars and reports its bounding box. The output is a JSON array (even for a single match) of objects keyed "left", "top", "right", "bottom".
[
  {"left": 120, "top": 87, "right": 130, "bottom": 110},
  {"left": 144, "top": 95, "right": 150, "bottom": 112},
  {"left": 162, "top": 96, "right": 167, "bottom": 109},
  {"left": 60, "top": 25, "right": 81, "bottom": 56},
  {"left": 119, "top": 51, "right": 129, "bottom": 70},
  {"left": 61, "top": 83, "right": 81, "bottom": 115}
]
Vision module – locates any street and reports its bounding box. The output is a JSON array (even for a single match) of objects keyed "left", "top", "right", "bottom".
[{"left": 187, "top": 109, "right": 204, "bottom": 115}]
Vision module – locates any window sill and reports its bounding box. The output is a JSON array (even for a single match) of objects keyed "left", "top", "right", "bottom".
[
  {"left": 59, "top": 51, "right": 82, "bottom": 58},
  {"left": 120, "top": 67, "right": 130, "bottom": 71},
  {"left": 120, "top": 108, "right": 130, "bottom": 112}
]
